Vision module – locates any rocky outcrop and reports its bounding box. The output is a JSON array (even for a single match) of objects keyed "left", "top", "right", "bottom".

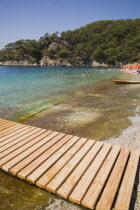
[
  {"left": 39, "top": 55, "right": 89, "bottom": 66},
  {"left": 0, "top": 60, "right": 38, "bottom": 66},
  {"left": 48, "top": 42, "right": 62, "bottom": 51},
  {"left": 40, "top": 56, "right": 72, "bottom": 66},
  {"left": 91, "top": 60, "right": 110, "bottom": 67},
  {"left": 48, "top": 41, "right": 70, "bottom": 51},
  {"left": 0, "top": 57, "right": 120, "bottom": 67}
]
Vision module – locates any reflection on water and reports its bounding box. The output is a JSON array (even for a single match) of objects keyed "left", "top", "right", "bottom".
[{"left": 0, "top": 66, "right": 140, "bottom": 210}]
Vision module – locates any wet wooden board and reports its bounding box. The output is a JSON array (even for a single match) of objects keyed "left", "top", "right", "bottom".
[{"left": 0, "top": 119, "right": 139, "bottom": 210}]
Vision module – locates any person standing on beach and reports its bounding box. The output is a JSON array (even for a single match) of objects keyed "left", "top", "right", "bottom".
[{"left": 137, "top": 68, "right": 140, "bottom": 76}]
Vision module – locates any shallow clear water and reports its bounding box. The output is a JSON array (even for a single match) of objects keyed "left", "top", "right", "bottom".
[{"left": 0, "top": 66, "right": 128, "bottom": 120}]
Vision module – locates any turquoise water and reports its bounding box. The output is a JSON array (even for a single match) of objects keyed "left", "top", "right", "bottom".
[{"left": 0, "top": 66, "right": 126, "bottom": 120}]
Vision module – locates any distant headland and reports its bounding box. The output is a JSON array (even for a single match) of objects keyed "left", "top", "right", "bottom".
[{"left": 0, "top": 19, "right": 140, "bottom": 67}]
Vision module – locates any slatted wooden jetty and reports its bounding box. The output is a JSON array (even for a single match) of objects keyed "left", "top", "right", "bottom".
[{"left": 0, "top": 118, "right": 139, "bottom": 210}]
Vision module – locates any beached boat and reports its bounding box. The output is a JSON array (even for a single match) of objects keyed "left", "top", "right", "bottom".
[{"left": 112, "top": 79, "right": 140, "bottom": 84}]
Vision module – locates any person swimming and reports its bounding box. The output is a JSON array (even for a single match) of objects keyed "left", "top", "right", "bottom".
[{"left": 82, "top": 72, "right": 86, "bottom": 77}]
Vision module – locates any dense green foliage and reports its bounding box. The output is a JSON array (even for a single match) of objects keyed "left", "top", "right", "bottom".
[{"left": 0, "top": 19, "right": 140, "bottom": 65}]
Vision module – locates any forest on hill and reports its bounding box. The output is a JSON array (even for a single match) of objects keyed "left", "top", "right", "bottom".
[{"left": 0, "top": 19, "right": 140, "bottom": 66}]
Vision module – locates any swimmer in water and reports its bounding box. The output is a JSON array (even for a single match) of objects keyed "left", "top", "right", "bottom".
[{"left": 82, "top": 72, "right": 86, "bottom": 77}]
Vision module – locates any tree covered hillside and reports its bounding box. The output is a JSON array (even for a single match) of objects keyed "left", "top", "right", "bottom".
[{"left": 0, "top": 19, "right": 140, "bottom": 66}]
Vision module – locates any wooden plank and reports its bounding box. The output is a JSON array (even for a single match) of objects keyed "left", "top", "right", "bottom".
[
  {"left": 81, "top": 145, "right": 121, "bottom": 209},
  {"left": 0, "top": 129, "right": 52, "bottom": 166},
  {"left": 0, "top": 120, "right": 12, "bottom": 126},
  {"left": 0, "top": 119, "right": 9, "bottom": 126},
  {"left": 0, "top": 121, "right": 17, "bottom": 130},
  {"left": 0, "top": 120, "right": 15, "bottom": 126},
  {"left": 69, "top": 143, "right": 111, "bottom": 204},
  {"left": 0, "top": 118, "right": 139, "bottom": 210},
  {"left": 57, "top": 141, "right": 103, "bottom": 199},
  {"left": 22, "top": 135, "right": 76, "bottom": 182},
  {"left": 0, "top": 121, "right": 5, "bottom": 125},
  {"left": 0, "top": 123, "right": 20, "bottom": 133},
  {"left": 18, "top": 135, "right": 76, "bottom": 179},
  {"left": 36, "top": 138, "right": 87, "bottom": 188},
  {"left": 46, "top": 140, "right": 94, "bottom": 193},
  {"left": 1, "top": 131, "right": 59, "bottom": 171},
  {"left": 0, "top": 126, "right": 34, "bottom": 149},
  {"left": 11, "top": 133, "right": 68, "bottom": 176},
  {"left": 0, "top": 124, "right": 27, "bottom": 143},
  {"left": 0, "top": 118, "right": 5, "bottom": 121},
  {"left": 0, "top": 128, "right": 46, "bottom": 159},
  {"left": 0, "top": 123, "right": 22, "bottom": 137},
  {"left": 96, "top": 147, "right": 130, "bottom": 210},
  {"left": 0, "top": 127, "right": 40, "bottom": 153},
  {"left": 0, "top": 119, "right": 6, "bottom": 124},
  {"left": 114, "top": 149, "right": 140, "bottom": 210}
]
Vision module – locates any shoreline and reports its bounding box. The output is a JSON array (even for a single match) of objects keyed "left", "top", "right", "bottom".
[
  {"left": 0, "top": 62, "right": 120, "bottom": 68},
  {"left": 24, "top": 75, "right": 139, "bottom": 140}
]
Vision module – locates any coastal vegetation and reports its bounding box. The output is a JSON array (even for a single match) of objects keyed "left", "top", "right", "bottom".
[{"left": 0, "top": 19, "right": 140, "bottom": 66}]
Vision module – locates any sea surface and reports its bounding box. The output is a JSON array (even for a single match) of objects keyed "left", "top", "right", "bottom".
[
  {"left": 0, "top": 66, "right": 130, "bottom": 120},
  {"left": 0, "top": 66, "right": 140, "bottom": 210}
]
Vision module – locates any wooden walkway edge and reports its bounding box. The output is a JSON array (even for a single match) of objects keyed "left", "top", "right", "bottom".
[{"left": 0, "top": 118, "right": 139, "bottom": 210}]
